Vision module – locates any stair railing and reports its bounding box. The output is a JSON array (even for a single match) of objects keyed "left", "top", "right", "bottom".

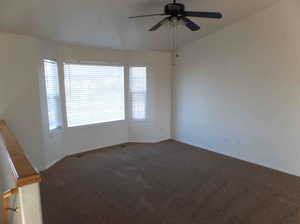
[{"left": 0, "top": 120, "right": 43, "bottom": 224}]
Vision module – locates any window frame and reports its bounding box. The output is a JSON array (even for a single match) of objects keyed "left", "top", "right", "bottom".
[
  {"left": 41, "top": 58, "right": 64, "bottom": 135},
  {"left": 63, "top": 61, "right": 126, "bottom": 128},
  {"left": 128, "top": 65, "right": 148, "bottom": 121}
]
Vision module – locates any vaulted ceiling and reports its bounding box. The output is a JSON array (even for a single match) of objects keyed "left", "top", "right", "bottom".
[{"left": 0, "top": 0, "right": 279, "bottom": 51}]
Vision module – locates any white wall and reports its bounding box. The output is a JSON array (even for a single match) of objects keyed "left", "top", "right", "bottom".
[
  {"left": 173, "top": 0, "right": 300, "bottom": 176},
  {"left": 0, "top": 32, "right": 172, "bottom": 170},
  {"left": 127, "top": 51, "right": 172, "bottom": 143},
  {"left": 0, "top": 33, "right": 47, "bottom": 170}
]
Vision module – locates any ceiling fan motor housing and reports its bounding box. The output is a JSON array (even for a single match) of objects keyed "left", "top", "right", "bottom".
[{"left": 165, "top": 3, "right": 185, "bottom": 16}]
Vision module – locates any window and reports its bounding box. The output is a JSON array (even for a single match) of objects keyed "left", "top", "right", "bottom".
[
  {"left": 43, "top": 59, "right": 63, "bottom": 132},
  {"left": 129, "top": 66, "right": 147, "bottom": 120},
  {"left": 64, "top": 63, "right": 125, "bottom": 127}
]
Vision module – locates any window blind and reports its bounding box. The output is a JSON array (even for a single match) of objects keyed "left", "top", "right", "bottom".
[
  {"left": 129, "top": 67, "right": 147, "bottom": 120},
  {"left": 64, "top": 63, "right": 125, "bottom": 127},
  {"left": 43, "top": 59, "right": 62, "bottom": 131}
]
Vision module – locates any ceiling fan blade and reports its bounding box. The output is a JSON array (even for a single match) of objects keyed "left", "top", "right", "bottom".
[
  {"left": 184, "top": 11, "right": 223, "bottom": 19},
  {"left": 181, "top": 17, "right": 200, "bottom": 31},
  {"left": 149, "top": 16, "right": 171, "bottom": 31},
  {"left": 129, "top": 13, "right": 166, "bottom": 19}
]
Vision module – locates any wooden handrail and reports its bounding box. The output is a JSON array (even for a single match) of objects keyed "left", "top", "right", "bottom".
[
  {"left": 2, "top": 188, "right": 19, "bottom": 224},
  {"left": 0, "top": 120, "right": 41, "bottom": 187}
]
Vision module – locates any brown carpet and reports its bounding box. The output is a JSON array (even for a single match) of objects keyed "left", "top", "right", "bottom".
[{"left": 41, "top": 140, "right": 300, "bottom": 224}]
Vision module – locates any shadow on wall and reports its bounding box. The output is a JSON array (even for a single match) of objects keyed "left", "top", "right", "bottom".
[{"left": 2, "top": 89, "right": 45, "bottom": 170}]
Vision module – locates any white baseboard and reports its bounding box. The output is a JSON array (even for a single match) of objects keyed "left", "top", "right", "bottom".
[
  {"left": 43, "top": 155, "right": 66, "bottom": 171},
  {"left": 43, "top": 139, "right": 171, "bottom": 170},
  {"left": 172, "top": 137, "right": 300, "bottom": 178}
]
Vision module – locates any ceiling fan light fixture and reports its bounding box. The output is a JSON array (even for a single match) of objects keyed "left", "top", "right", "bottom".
[
  {"left": 162, "top": 17, "right": 180, "bottom": 29},
  {"left": 164, "top": 17, "right": 188, "bottom": 30}
]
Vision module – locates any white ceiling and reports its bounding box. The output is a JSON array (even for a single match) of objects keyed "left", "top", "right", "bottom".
[{"left": 0, "top": 0, "right": 279, "bottom": 51}]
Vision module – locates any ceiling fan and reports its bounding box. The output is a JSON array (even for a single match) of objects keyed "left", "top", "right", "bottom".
[{"left": 129, "top": 0, "right": 223, "bottom": 31}]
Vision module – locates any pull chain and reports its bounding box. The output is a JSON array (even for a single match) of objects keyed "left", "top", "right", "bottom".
[{"left": 172, "top": 19, "right": 178, "bottom": 66}]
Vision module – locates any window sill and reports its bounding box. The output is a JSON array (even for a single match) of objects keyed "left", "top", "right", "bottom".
[
  {"left": 67, "top": 119, "right": 126, "bottom": 129},
  {"left": 130, "top": 118, "right": 148, "bottom": 122},
  {"left": 49, "top": 127, "right": 64, "bottom": 137}
]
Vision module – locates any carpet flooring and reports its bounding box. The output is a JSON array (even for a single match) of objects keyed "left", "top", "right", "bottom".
[{"left": 41, "top": 140, "right": 300, "bottom": 224}]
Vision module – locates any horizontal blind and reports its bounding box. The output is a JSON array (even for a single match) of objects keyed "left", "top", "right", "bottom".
[
  {"left": 129, "top": 67, "right": 147, "bottom": 120},
  {"left": 43, "top": 59, "right": 62, "bottom": 131},
  {"left": 64, "top": 63, "right": 125, "bottom": 127}
]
